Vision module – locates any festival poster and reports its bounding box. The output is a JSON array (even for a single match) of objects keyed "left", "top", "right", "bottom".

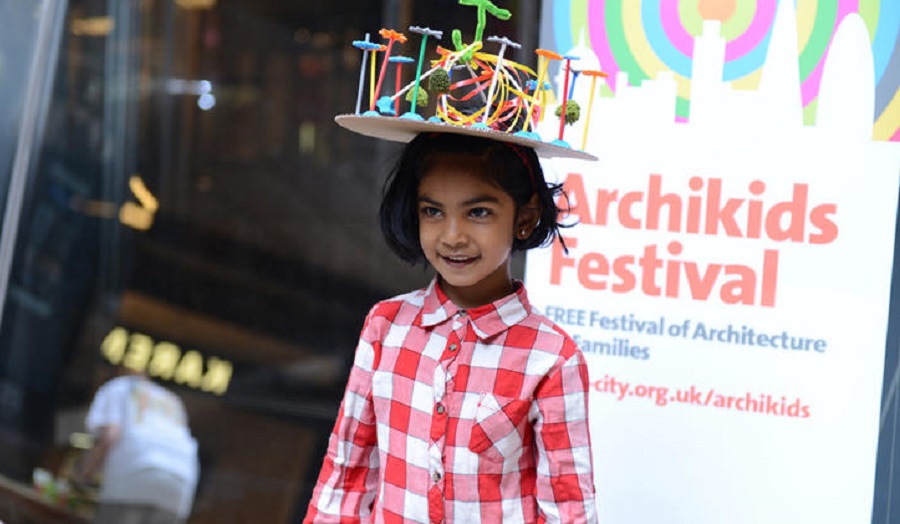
[{"left": 525, "top": 1, "right": 900, "bottom": 522}]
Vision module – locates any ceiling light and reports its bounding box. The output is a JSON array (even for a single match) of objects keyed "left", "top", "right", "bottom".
[
  {"left": 175, "top": 0, "right": 217, "bottom": 9},
  {"left": 71, "top": 17, "right": 113, "bottom": 36}
]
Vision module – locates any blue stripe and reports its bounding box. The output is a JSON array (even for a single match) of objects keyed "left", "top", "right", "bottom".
[
  {"left": 641, "top": 0, "right": 773, "bottom": 82},
  {"left": 553, "top": 0, "right": 574, "bottom": 57},
  {"left": 873, "top": 0, "right": 900, "bottom": 81},
  {"left": 642, "top": 0, "right": 693, "bottom": 78},
  {"left": 723, "top": 30, "right": 773, "bottom": 81}
]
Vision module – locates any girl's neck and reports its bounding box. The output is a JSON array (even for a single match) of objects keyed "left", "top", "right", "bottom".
[{"left": 438, "top": 274, "right": 516, "bottom": 310}]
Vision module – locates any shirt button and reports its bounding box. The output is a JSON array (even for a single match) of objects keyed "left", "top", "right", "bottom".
[
  {"left": 448, "top": 343, "right": 458, "bottom": 352},
  {"left": 435, "top": 404, "right": 445, "bottom": 414},
  {"left": 433, "top": 472, "right": 442, "bottom": 482}
]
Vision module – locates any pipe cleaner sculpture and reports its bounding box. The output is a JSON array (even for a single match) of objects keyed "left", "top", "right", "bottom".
[{"left": 337, "top": 0, "right": 605, "bottom": 161}]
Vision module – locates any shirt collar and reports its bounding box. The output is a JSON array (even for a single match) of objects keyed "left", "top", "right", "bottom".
[{"left": 417, "top": 277, "right": 532, "bottom": 339}]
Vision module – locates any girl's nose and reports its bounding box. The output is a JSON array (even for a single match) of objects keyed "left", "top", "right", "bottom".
[{"left": 439, "top": 218, "right": 467, "bottom": 247}]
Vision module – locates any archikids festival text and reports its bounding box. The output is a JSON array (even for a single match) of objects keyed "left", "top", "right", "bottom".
[{"left": 549, "top": 173, "right": 838, "bottom": 307}]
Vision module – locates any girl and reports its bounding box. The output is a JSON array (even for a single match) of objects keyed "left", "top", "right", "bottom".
[{"left": 304, "top": 132, "right": 598, "bottom": 523}]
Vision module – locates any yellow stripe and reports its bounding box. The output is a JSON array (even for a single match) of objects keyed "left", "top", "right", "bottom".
[
  {"left": 796, "top": 0, "right": 817, "bottom": 50},
  {"left": 621, "top": 0, "right": 691, "bottom": 99},
  {"left": 873, "top": 89, "right": 900, "bottom": 141},
  {"left": 731, "top": 69, "right": 762, "bottom": 90}
]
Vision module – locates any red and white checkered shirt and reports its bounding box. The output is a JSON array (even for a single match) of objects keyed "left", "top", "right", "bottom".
[{"left": 305, "top": 278, "right": 598, "bottom": 524}]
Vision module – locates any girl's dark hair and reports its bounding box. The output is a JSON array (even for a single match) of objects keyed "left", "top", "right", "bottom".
[{"left": 379, "top": 132, "right": 570, "bottom": 264}]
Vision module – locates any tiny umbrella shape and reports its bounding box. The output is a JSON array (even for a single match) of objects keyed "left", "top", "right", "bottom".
[
  {"left": 388, "top": 56, "right": 415, "bottom": 116},
  {"left": 352, "top": 34, "right": 381, "bottom": 115},
  {"left": 555, "top": 54, "right": 580, "bottom": 146},
  {"left": 477, "top": 35, "right": 521, "bottom": 127},
  {"left": 404, "top": 26, "right": 444, "bottom": 120},
  {"left": 372, "top": 29, "right": 408, "bottom": 111},
  {"left": 523, "top": 49, "right": 561, "bottom": 132},
  {"left": 580, "top": 69, "right": 609, "bottom": 150}
]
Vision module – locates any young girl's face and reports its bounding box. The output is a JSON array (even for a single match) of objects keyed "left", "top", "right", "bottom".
[{"left": 417, "top": 164, "right": 527, "bottom": 309}]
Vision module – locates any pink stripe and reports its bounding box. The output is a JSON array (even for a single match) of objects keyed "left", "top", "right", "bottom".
[
  {"left": 839, "top": 0, "right": 859, "bottom": 20},
  {"left": 801, "top": 53, "right": 826, "bottom": 105},
  {"left": 800, "top": 0, "right": 857, "bottom": 106},
  {"left": 891, "top": 127, "right": 900, "bottom": 142},
  {"left": 660, "top": 0, "right": 695, "bottom": 57},
  {"left": 726, "top": 0, "right": 777, "bottom": 61},
  {"left": 588, "top": 0, "right": 621, "bottom": 91}
]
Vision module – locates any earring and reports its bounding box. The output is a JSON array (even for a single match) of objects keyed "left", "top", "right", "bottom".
[{"left": 518, "top": 229, "right": 528, "bottom": 238}]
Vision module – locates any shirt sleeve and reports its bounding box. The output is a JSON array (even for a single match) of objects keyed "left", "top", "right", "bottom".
[
  {"left": 532, "top": 351, "right": 599, "bottom": 524},
  {"left": 85, "top": 378, "right": 128, "bottom": 433},
  {"left": 304, "top": 310, "right": 382, "bottom": 524}
]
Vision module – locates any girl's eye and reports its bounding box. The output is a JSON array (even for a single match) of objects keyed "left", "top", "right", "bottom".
[
  {"left": 469, "top": 207, "right": 491, "bottom": 219},
  {"left": 420, "top": 206, "right": 442, "bottom": 218}
]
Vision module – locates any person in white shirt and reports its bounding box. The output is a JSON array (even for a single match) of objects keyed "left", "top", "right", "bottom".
[{"left": 74, "top": 368, "right": 199, "bottom": 524}]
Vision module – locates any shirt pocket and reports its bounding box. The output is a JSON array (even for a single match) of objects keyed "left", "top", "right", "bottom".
[{"left": 468, "top": 393, "right": 532, "bottom": 463}]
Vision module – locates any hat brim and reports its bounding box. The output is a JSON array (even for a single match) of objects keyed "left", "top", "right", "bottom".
[{"left": 335, "top": 114, "right": 597, "bottom": 161}]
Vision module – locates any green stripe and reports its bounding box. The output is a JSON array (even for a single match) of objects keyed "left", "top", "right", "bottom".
[
  {"left": 803, "top": 99, "right": 818, "bottom": 126},
  {"left": 723, "top": 0, "right": 756, "bottom": 40},
  {"left": 799, "top": 1, "right": 837, "bottom": 81},
  {"left": 679, "top": 0, "right": 703, "bottom": 37},
  {"left": 677, "top": 96, "right": 690, "bottom": 120},
  {"left": 606, "top": 0, "right": 647, "bottom": 86},
  {"left": 858, "top": 0, "right": 879, "bottom": 41},
  {"left": 571, "top": 0, "right": 590, "bottom": 46}
]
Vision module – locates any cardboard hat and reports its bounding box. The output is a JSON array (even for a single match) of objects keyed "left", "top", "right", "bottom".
[
  {"left": 334, "top": 114, "right": 597, "bottom": 161},
  {"left": 336, "top": 11, "right": 607, "bottom": 162}
]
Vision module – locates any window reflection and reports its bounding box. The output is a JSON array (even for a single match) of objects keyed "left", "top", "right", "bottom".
[{"left": 0, "top": 1, "right": 538, "bottom": 522}]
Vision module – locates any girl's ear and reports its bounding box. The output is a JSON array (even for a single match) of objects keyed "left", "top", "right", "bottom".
[{"left": 515, "top": 194, "right": 541, "bottom": 239}]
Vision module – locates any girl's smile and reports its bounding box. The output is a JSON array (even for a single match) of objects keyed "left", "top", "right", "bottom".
[
  {"left": 417, "top": 166, "right": 533, "bottom": 308},
  {"left": 441, "top": 255, "right": 478, "bottom": 267}
]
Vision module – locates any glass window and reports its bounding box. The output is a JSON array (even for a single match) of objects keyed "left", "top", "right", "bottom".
[
  {"left": 0, "top": 1, "right": 896, "bottom": 523},
  {"left": 0, "top": 1, "right": 536, "bottom": 522}
]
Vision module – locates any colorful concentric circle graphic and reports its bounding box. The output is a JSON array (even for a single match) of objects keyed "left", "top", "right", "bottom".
[{"left": 546, "top": 0, "right": 900, "bottom": 141}]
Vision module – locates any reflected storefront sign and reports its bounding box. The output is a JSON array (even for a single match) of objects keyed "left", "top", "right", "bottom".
[{"left": 99, "top": 327, "right": 233, "bottom": 396}]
